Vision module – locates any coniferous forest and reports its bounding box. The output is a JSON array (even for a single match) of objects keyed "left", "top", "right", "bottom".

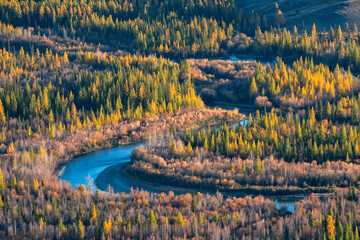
[{"left": 1, "top": 0, "right": 360, "bottom": 239}]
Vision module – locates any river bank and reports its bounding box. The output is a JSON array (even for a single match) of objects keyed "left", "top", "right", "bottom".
[
  {"left": 96, "top": 160, "right": 334, "bottom": 198},
  {"left": 59, "top": 107, "right": 246, "bottom": 186},
  {"left": 59, "top": 102, "right": 334, "bottom": 215},
  {"left": 126, "top": 147, "right": 336, "bottom": 197},
  {"left": 95, "top": 154, "right": 334, "bottom": 213},
  {"left": 96, "top": 162, "right": 203, "bottom": 195},
  {"left": 56, "top": 107, "right": 244, "bottom": 173}
]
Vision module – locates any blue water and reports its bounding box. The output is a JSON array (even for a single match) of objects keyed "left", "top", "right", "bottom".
[
  {"left": 275, "top": 201, "right": 297, "bottom": 213},
  {"left": 58, "top": 106, "right": 298, "bottom": 213},
  {"left": 59, "top": 140, "right": 297, "bottom": 213},
  {"left": 229, "top": 56, "right": 277, "bottom": 65},
  {"left": 59, "top": 143, "right": 143, "bottom": 188},
  {"left": 58, "top": 107, "right": 246, "bottom": 189}
]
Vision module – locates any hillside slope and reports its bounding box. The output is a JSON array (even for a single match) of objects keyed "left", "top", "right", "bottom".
[{"left": 237, "top": 0, "right": 360, "bottom": 30}]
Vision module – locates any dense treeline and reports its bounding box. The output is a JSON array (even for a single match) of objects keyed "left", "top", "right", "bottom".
[
  {"left": 248, "top": 23, "right": 360, "bottom": 72},
  {"left": 182, "top": 105, "right": 360, "bottom": 164},
  {"left": 4, "top": 0, "right": 360, "bottom": 75},
  {"left": 0, "top": 45, "right": 202, "bottom": 145},
  {"left": 0, "top": 0, "right": 267, "bottom": 57},
  {"left": 181, "top": 56, "right": 358, "bottom": 108},
  {"left": 250, "top": 58, "right": 356, "bottom": 109}
]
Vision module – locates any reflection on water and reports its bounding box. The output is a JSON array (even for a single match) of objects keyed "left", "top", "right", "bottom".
[
  {"left": 59, "top": 143, "right": 143, "bottom": 188},
  {"left": 275, "top": 201, "right": 297, "bottom": 213},
  {"left": 229, "top": 56, "right": 277, "bottom": 66}
]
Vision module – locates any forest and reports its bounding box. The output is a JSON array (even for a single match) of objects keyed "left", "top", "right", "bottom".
[
  {"left": 1, "top": 0, "right": 360, "bottom": 239},
  {"left": 0, "top": 0, "right": 267, "bottom": 57},
  {"left": 129, "top": 57, "right": 360, "bottom": 190}
]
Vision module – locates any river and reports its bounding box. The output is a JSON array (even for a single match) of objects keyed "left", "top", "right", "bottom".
[
  {"left": 59, "top": 140, "right": 298, "bottom": 212},
  {"left": 59, "top": 106, "right": 300, "bottom": 213},
  {"left": 59, "top": 56, "right": 295, "bottom": 212},
  {"left": 59, "top": 143, "right": 144, "bottom": 189}
]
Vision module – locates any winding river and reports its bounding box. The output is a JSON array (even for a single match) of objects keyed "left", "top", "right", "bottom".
[
  {"left": 59, "top": 140, "right": 297, "bottom": 212},
  {"left": 59, "top": 56, "right": 297, "bottom": 213}
]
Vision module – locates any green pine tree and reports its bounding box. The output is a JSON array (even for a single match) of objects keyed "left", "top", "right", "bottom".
[
  {"left": 149, "top": 210, "right": 157, "bottom": 229},
  {"left": 191, "top": 194, "right": 197, "bottom": 212},
  {"left": 254, "top": 156, "right": 262, "bottom": 174}
]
